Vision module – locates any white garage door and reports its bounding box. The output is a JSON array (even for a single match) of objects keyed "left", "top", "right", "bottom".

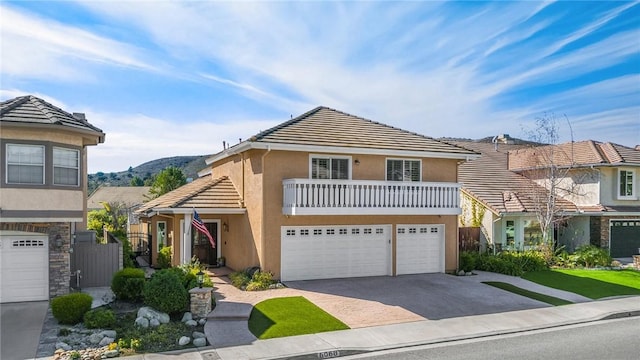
[
  {"left": 281, "top": 225, "right": 391, "bottom": 281},
  {"left": 396, "top": 224, "right": 444, "bottom": 275},
  {"left": 0, "top": 233, "right": 49, "bottom": 303}
]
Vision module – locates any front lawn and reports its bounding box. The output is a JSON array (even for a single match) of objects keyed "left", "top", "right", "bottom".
[
  {"left": 522, "top": 269, "right": 640, "bottom": 299},
  {"left": 248, "top": 296, "right": 349, "bottom": 339},
  {"left": 483, "top": 282, "right": 573, "bottom": 306}
]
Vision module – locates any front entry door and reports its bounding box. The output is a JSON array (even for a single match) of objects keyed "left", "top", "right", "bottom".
[{"left": 192, "top": 222, "right": 217, "bottom": 266}]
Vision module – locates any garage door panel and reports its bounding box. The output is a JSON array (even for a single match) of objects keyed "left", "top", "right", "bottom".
[
  {"left": 281, "top": 225, "right": 391, "bottom": 281},
  {"left": 1, "top": 235, "right": 49, "bottom": 303},
  {"left": 397, "top": 225, "right": 444, "bottom": 275},
  {"left": 610, "top": 220, "right": 640, "bottom": 258}
]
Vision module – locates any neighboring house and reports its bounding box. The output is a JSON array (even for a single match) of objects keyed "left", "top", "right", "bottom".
[
  {"left": 87, "top": 185, "right": 151, "bottom": 233},
  {"left": 0, "top": 95, "right": 105, "bottom": 303},
  {"left": 455, "top": 136, "right": 640, "bottom": 257},
  {"left": 137, "top": 106, "right": 479, "bottom": 281}
]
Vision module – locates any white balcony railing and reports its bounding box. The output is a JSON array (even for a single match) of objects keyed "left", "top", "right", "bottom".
[{"left": 283, "top": 179, "right": 461, "bottom": 216}]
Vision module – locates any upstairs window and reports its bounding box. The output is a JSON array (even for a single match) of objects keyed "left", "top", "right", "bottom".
[
  {"left": 386, "top": 159, "right": 421, "bottom": 181},
  {"left": 6, "top": 144, "right": 45, "bottom": 184},
  {"left": 311, "top": 156, "right": 349, "bottom": 180},
  {"left": 53, "top": 147, "right": 80, "bottom": 186},
  {"left": 618, "top": 169, "right": 636, "bottom": 200}
]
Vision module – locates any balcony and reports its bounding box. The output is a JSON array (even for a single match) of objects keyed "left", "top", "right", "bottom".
[{"left": 283, "top": 179, "right": 461, "bottom": 216}]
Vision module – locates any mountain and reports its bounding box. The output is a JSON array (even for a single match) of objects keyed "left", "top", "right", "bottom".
[{"left": 88, "top": 155, "right": 211, "bottom": 194}]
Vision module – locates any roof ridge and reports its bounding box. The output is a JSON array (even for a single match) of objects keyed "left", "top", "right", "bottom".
[
  {"left": 0, "top": 95, "right": 30, "bottom": 116},
  {"left": 253, "top": 107, "right": 324, "bottom": 140},
  {"left": 599, "top": 142, "right": 624, "bottom": 163},
  {"left": 588, "top": 140, "right": 607, "bottom": 163}
]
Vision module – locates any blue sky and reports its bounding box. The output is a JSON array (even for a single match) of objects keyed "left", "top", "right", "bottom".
[{"left": 1, "top": 1, "right": 639, "bottom": 173}]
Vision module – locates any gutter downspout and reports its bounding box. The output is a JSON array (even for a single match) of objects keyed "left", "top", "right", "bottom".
[
  {"left": 260, "top": 146, "right": 272, "bottom": 270},
  {"left": 493, "top": 215, "right": 503, "bottom": 255}
]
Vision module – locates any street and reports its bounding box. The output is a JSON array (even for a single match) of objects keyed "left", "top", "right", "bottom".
[{"left": 343, "top": 317, "right": 640, "bottom": 360}]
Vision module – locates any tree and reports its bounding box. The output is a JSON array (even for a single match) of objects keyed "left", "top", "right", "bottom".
[
  {"left": 148, "top": 166, "right": 187, "bottom": 198},
  {"left": 130, "top": 176, "right": 144, "bottom": 186},
  {"left": 87, "top": 202, "right": 127, "bottom": 240},
  {"left": 518, "top": 113, "right": 594, "bottom": 248}
]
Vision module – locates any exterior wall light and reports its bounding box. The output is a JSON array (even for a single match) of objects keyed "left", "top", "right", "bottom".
[{"left": 196, "top": 270, "right": 204, "bottom": 288}]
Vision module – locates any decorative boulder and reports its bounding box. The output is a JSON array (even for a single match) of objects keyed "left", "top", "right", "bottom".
[
  {"left": 99, "top": 337, "right": 115, "bottom": 347},
  {"left": 198, "top": 318, "right": 207, "bottom": 325},
  {"left": 135, "top": 317, "right": 150, "bottom": 328},
  {"left": 137, "top": 307, "right": 170, "bottom": 324},
  {"left": 149, "top": 318, "right": 161, "bottom": 327},
  {"left": 193, "top": 337, "right": 207, "bottom": 347},
  {"left": 192, "top": 331, "right": 206, "bottom": 339},
  {"left": 104, "top": 350, "right": 119, "bottom": 358},
  {"left": 185, "top": 319, "right": 198, "bottom": 327},
  {"left": 88, "top": 333, "right": 104, "bottom": 345},
  {"left": 55, "top": 342, "right": 71, "bottom": 351},
  {"left": 181, "top": 312, "right": 193, "bottom": 322},
  {"left": 101, "top": 330, "right": 117, "bottom": 339},
  {"left": 178, "top": 336, "right": 191, "bottom": 346}
]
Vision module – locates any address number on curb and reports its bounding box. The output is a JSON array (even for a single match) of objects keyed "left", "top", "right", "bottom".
[{"left": 318, "top": 350, "right": 340, "bottom": 359}]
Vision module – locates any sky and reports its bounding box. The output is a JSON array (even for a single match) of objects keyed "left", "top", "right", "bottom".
[{"left": 1, "top": 1, "right": 639, "bottom": 174}]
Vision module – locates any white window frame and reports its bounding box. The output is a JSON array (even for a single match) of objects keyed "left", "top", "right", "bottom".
[
  {"left": 6, "top": 143, "right": 45, "bottom": 185},
  {"left": 157, "top": 221, "right": 167, "bottom": 252},
  {"left": 385, "top": 158, "right": 422, "bottom": 182},
  {"left": 309, "top": 154, "right": 352, "bottom": 180},
  {"left": 53, "top": 147, "right": 80, "bottom": 186},
  {"left": 617, "top": 168, "right": 637, "bottom": 200}
]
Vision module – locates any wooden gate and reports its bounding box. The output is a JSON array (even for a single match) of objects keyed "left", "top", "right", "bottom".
[
  {"left": 71, "top": 238, "right": 122, "bottom": 288},
  {"left": 459, "top": 227, "right": 481, "bottom": 252}
]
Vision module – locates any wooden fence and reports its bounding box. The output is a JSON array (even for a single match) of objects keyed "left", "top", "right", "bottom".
[
  {"left": 459, "top": 227, "right": 481, "bottom": 252},
  {"left": 71, "top": 234, "right": 122, "bottom": 288}
]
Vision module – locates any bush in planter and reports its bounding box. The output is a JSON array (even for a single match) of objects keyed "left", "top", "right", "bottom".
[
  {"left": 51, "top": 293, "right": 93, "bottom": 325},
  {"left": 84, "top": 308, "right": 116, "bottom": 329},
  {"left": 143, "top": 269, "right": 188, "bottom": 314},
  {"left": 111, "top": 267, "right": 146, "bottom": 301},
  {"left": 459, "top": 251, "right": 476, "bottom": 273}
]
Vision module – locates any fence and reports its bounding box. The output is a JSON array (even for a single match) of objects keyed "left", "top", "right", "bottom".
[
  {"left": 459, "top": 227, "right": 481, "bottom": 252},
  {"left": 71, "top": 234, "right": 122, "bottom": 288}
]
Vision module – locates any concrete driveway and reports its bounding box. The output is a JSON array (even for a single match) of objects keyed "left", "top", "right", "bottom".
[
  {"left": 1, "top": 301, "right": 49, "bottom": 360},
  {"left": 285, "top": 273, "right": 550, "bottom": 327}
]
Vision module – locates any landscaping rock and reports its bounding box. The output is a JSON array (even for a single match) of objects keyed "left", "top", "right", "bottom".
[
  {"left": 55, "top": 342, "right": 71, "bottom": 351},
  {"left": 178, "top": 336, "right": 191, "bottom": 346},
  {"left": 458, "top": 270, "right": 465, "bottom": 276},
  {"left": 135, "top": 316, "right": 149, "bottom": 328},
  {"left": 198, "top": 318, "right": 207, "bottom": 325},
  {"left": 104, "top": 349, "right": 120, "bottom": 358},
  {"left": 193, "top": 337, "right": 207, "bottom": 347},
  {"left": 150, "top": 318, "right": 161, "bottom": 327},
  {"left": 181, "top": 312, "right": 193, "bottom": 322},
  {"left": 98, "top": 336, "right": 114, "bottom": 347},
  {"left": 185, "top": 319, "right": 198, "bottom": 327},
  {"left": 88, "top": 333, "right": 104, "bottom": 345},
  {"left": 192, "top": 331, "right": 206, "bottom": 339},
  {"left": 100, "top": 330, "right": 117, "bottom": 339},
  {"left": 137, "top": 306, "right": 170, "bottom": 324}
]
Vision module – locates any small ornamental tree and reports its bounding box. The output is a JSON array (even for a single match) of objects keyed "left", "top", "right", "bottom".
[{"left": 148, "top": 166, "right": 187, "bottom": 199}]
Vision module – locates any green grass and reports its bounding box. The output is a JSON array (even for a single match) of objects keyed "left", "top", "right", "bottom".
[
  {"left": 483, "top": 282, "right": 573, "bottom": 306},
  {"left": 522, "top": 269, "right": 640, "bottom": 299},
  {"left": 248, "top": 296, "right": 349, "bottom": 339}
]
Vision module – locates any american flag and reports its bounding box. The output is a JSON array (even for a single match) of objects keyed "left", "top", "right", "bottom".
[{"left": 192, "top": 210, "right": 215, "bottom": 248}]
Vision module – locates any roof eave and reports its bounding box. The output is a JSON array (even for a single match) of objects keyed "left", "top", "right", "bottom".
[
  {"left": 147, "top": 208, "right": 247, "bottom": 215},
  {"left": 2, "top": 121, "right": 105, "bottom": 144},
  {"left": 207, "top": 141, "right": 480, "bottom": 165}
]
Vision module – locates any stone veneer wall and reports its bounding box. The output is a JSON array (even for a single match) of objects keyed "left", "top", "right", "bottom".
[{"left": 0, "top": 222, "right": 71, "bottom": 299}]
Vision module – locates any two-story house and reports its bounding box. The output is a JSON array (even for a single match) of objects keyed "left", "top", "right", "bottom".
[
  {"left": 137, "top": 107, "right": 479, "bottom": 281},
  {"left": 456, "top": 137, "right": 640, "bottom": 257},
  {"left": 0, "top": 95, "right": 105, "bottom": 303}
]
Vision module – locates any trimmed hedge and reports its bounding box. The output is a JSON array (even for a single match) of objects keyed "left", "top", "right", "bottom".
[
  {"left": 51, "top": 293, "right": 93, "bottom": 325},
  {"left": 111, "top": 268, "right": 146, "bottom": 301},
  {"left": 465, "top": 250, "right": 548, "bottom": 276},
  {"left": 84, "top": 308, "right": 116, "bottom": 329},
  {"left": 143, "top": 269, "right": 188, "bottom": 314}
]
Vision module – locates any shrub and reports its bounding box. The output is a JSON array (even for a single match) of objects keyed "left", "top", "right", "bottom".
[
  {"left": 143, "top": 269, "right": 188, "bottom": 314},
  {"left": 230, "top": 271, "right": 251, "bottom": 289},
  {"left": 157, "top": 245, "right": 172, "bottom": 269},
  {"left": 111, "top": 268, "right": 146, "bottom": 301},
  {"left": 459, "top": 251, "right": 476, "bottom": 273},
  {"left": 572, "top": 245, "right": 612, "bottom": 268},
  {"left": 177, "top": 257, "right": 214, "bottom": 289},
  {"left": 246, "top": 271, "right": 275, "bottom": 291},
  {"left": 84, "top": 308, "right": 116, "bottom": 329},
  {"left": 474, "top": 250, "right": 548, "bottom": 276},
  {"left": 51, "top": 293, "right": 93, "bottom": 325}
]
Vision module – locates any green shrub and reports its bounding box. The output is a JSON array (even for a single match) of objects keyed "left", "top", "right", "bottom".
[
  {"left": 230, "top": 271, "right": 251, "bottom": 289},
  {"left": 459, "top": 251, "right": 476, "bottom": 272},
  {"left": 573, "top": 245, "right": 612, "bottom": 268},
  {"left": 157, "top": 245, "right": 172, "bottom": 269},
  {"left": 84, "top": 308, "right": 116, "bottom": 329},
  {"left": 246, "top": 271, "right": 275, "bottom": 291},
  {"left": 51, "top": 293, "right": 93, "bottom": 325},
  {"left": 474, "top": 250, "right": 549, "bottom": 276},
  {"left": 111, "top": 268, "right": 146, "bottom": 301},
  {"left": 177, "top": 257, "right": 214, "bottom": 289},
  {"left": 143, "top": 269, "right": 188, "bottom": 314}
]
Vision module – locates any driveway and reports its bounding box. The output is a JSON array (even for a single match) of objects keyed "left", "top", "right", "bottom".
[
  {"left": 1, "top": 301, "right": 49, "bottom": 360},
  {"left": 212, "top": 272, "right": 550, "bottom": 329}
]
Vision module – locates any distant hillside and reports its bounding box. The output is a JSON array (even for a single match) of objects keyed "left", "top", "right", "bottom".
[{"left": 88, "top": 155, "right": 211, "bottom": 194}]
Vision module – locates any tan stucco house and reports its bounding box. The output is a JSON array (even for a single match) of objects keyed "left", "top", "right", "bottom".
[
  {"left": 455, "top": 136, "right": 640, "bottom": 257},
  {"left": 137, "top": 107, "right": 479, "bottom": 281},
  {"left": 0, "top": 95, "right": 105, "bottom": 303}
]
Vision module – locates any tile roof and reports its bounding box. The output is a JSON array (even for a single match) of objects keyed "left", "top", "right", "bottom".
[
  {"left": 1, "top": 95, "right": 105, "bottom": 137},
  {"left": 87, "top": 186, "right": 151, "bottom": 210},
  {"left": 453, "top": 141, "right": 578, "bottom": 215},
  {"left": 508, "top": 140, "right": 640, "bottom": 171},
  {"left": 136, "top": 176, "right": 242, "bottom": 214},
  {"left": 222, "top": 106, "right": 478, "bottom": 157}
]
